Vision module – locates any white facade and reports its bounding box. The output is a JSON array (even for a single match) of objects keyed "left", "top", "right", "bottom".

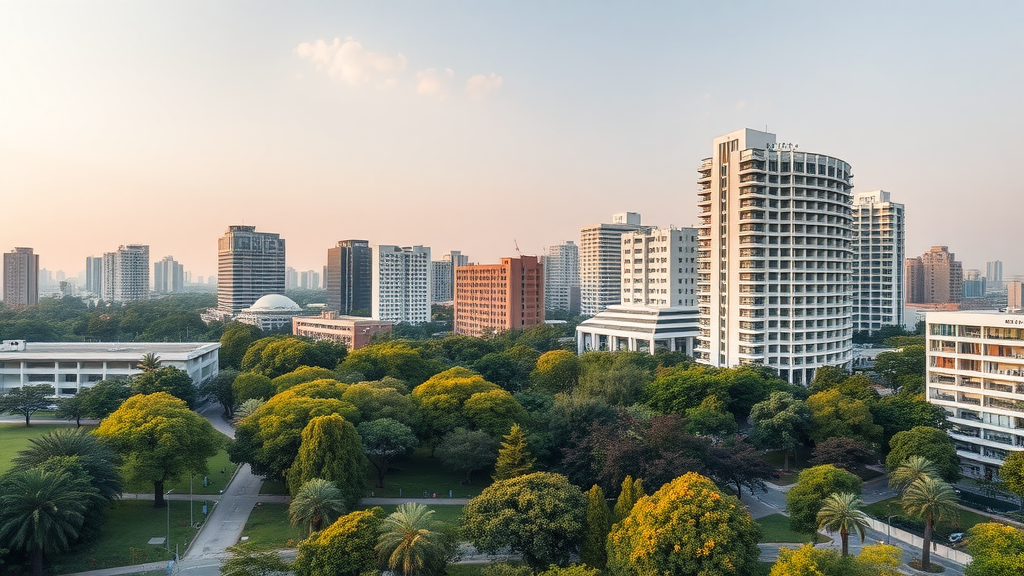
[
  {"left": 544, "top": 241, "right": 580, "bottom": 313},
  {"left": 621, "top": 227, "right": 698, "bottom": 308},
  {"left": 431, "top": 260, "right": 454, "bottom": 303},
  {"left": 851, "top": 190, "right": 905, "bottom": 334},
  {"left": 696, "top": 129, "right": 854, "bottom": 385},
  {"left": 926, "top": 311, "right": 1024, "bottom": 478},
  {"left": 576, "top": 305, "right": 700, "bottom": 355},
  {"left": 0, "top": 340, "right": 219, "bottom": 396},
  {"left": 372, "top": 245, "right": 432, "bottom": 324},
  {"left": 154, "top": 255, "right": 184, "bottom": 294},
  {"left": 102, "top": 245, "right": 150, "bottom": 303},
  {"left": 580, "top": 212, "right": 643, "bottom": 316}
]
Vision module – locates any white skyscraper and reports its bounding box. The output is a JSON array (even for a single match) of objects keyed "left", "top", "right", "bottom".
[
  {"left": 372, "top": 245, "right": 432, "bottom": 324},
  {"left": 621, "top": 227, "right": 699, "bottom": 308},
  {"left": 851, "top": 190, "right": 905, "bottom": 334},
  {"left": 543, "top": 241, "right": 580, "bottom": 314},
  {"left": 102, "top": 244, "right": 150, "bottom": 303},
  {"left": 696, "top": 128, "right": 853, "bottom": 385},
  {"left": 579, "top": 212, "right": 643, "bottom": 316},
  {"left": 154, "top": 255, "right": 185, "bottom": 294}
]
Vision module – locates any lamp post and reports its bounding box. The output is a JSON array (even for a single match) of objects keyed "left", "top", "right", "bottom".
[
  {"left": 166, "top": 489, "right": 175, "bottom": 552},
  {"left": 190, "top": 474, "right": 194, "bottom": 528},
  {"left": 886, "top": 503, "right": 896, "bottom": 545}
]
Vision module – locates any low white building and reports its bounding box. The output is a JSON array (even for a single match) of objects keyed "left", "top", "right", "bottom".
[
  {"left": 926, "top": 310, "right": 1024, "bottom": 478},
  {"left": 576, "top": 305, "right": 700, "bottom": 355},
  {"left": 234, "top": 294, "right": 303, "bottom": 331},
  {"left": 0, "top": 340, "right": 220, "bottom": 397}
]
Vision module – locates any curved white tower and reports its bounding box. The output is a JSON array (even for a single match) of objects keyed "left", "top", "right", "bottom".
[{"left": 695, "top": 128, "right": 853, "bottom": 385}]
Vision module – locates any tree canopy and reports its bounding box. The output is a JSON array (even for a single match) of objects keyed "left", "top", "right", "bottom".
[
  {"left": 885, "top": 426, "right": 960, "bottom": 483},
  {"left": 785, "top": 465, "right": 862, "bottom": 535}
]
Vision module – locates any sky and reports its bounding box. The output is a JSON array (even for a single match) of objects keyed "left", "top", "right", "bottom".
[{"left": 2, "top": 1, "right": 1023, "bottom": 280}]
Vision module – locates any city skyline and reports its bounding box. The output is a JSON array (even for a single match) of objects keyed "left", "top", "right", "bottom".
[{"left": 2, "top": 2, "right": 1023, "bottom": 277}]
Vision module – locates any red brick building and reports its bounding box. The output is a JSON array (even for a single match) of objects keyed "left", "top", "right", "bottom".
[{"left": 454, "top": 256, "right": 544, "bottom": 337}]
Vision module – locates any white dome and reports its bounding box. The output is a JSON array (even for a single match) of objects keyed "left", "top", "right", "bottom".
[{"left": 246, "top": 294, "right": 301, "bottom": 312}]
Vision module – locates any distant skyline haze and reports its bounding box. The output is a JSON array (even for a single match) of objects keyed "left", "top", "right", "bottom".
[{"left": 2, "top": 1, "right": 1022, "bottom": 279}]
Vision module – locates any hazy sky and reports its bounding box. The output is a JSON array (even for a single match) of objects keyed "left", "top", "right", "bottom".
[{"left": 2, "top": 1, "right": 1022, "bottom": 280}]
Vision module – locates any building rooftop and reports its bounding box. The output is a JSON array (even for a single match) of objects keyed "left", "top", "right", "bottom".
[
  {"left": 246, "top": 294, "right": 301, "bottom": 312},
  {"left": 0, "top": 340, "right": 219, "bottom": 358}
]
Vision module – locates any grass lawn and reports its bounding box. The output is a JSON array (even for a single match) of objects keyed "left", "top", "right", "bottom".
[
  {"left": 756, "top": 513, "right": 830, "bottom": 544},
  {"left": 46, "top": 500, "right": 197, "bottom": 574},
  {"left": 235, "top": 502, "right": 303, "bottom": 552},
  {"left": 259, "top": 479, "right": 288, "bottom": 495},
  {"left": 764, "top": 448, "right": 814, "bottom": 486},
  {"left": 0, "top": 422, "right": 90, "bottom": 473},
  {"left": 367, "top": 447, "right": 492, "bottom": 499},
  {"left": 123, "top": 435, "right": 238, "bottom": 496},
  {"left": 862, "top": 496, "right": 998, "bottom": 541}
]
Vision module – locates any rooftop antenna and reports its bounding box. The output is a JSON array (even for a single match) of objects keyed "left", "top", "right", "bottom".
[{"left": 514, "top": 239, "right": 522, "bottom": 257}]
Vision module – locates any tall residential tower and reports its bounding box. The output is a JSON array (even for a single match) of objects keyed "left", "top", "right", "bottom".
[
  {"left": 217, "top": 226, "right": 286, "bottom": 314},
  {"left": 851, "top": 190, "right": 905, "bottom": 334},
  {"left": 579, "top": 212, "right": 643, "bottom": 316},
  {"left": 543, "top": 241, "right": 580, "bottom": 314},
  {"left": 372, "top": 245, "right": 431, "bottom": 324},
  {"left": 3, "top": 248, "right": 39, "bottom": 307},
  {"left": 696, "top": 128, "right": 854, "bottom": 385}
]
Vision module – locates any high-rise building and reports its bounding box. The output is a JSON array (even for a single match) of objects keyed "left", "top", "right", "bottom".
[
  {"left": 986, "top": 260, "right": 1004, "bottom": 291},
  {"left": 85, "top": 256, "right": 103, "bottom": 295},
  {"left": 299, "top": 270, "right": 320, "bottom": 290},
  {"left": 454, "top": 256, "right": 544, "bottom": 337},
  {"left": 285, "top": 267, "right": 298, "bottom": 290},
  {"left": 3, "top": 248, "right": 39, "bottom": 307},
  {"left": 696, "top": 128, "right": 854, "bottom": 385},
  {"left": 925, "top": 310, "right": 1024, "bottom": 478},
  {"left": 851, "top": 190, "right": 905, "bottom": 334},
  {"left": 372, "top": 245, "right": 431, "bottom": 324},
  {"left": 580, "top": 212, "right": 643, "bottom": 316},
  {"left": 431, "top": 260, "right": 454, "bottom": 303},
  {"left": 326, "top": 240, "right": 372, "bottom": 314},
  {"left": 101, "top": 245, "right": 150, "bottom": 302},
  {"left": 906, "top": 246, "right": 963, "bottom": 305},
  {"left": 620, "top": 227, "right": 699, "bottom": 308},
  {"left": 154, "top": 256, "right": 185, "bottom": 294},
  {"left": 217, "top": 225, "right": 286, "bottom": 314},
  {"left": 543, "top": 241, "right": 580, "bottom": 314},
  {"left": 962, "top": 269, "right": 987, "bottom": 299},
  {"left": 1008, "top": 281, "right": 1023, "bottom": 311}
]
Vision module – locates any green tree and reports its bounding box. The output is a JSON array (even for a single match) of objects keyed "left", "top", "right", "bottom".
[
  {"left": 816, "top": 492, "right": 869, "bottom": 557},
  {"left": 767, "top": 544, "right": 901, "bottom": 576},
  {"left": 964, "top": 522, "right": 1024, "bottom": 576},
  {"left": 808, "top": 437, "right": 876, "bottom": 472},
  {"left": 0, "top": 384, "right": 55, "bottom": 426},
  {"left": 0, "top": 467, "right": 98, "bottom": 576},
  {"left": 580, "top": 485, "right": 611, "bottom": 569},
  {"left": 463, "top": 389, "right": 529, "bottom": 437},
  {"left": 289, "top": 478, "right": 348, "bottom": 535},
  {"left": 888, "top": 455, "right": 938, "bottom": 494},
  {"left": 54, "top": 394, "right": 88, "bottom": 427},
  {"left": 749, "top": 391, "right": 810, "bottom": 471},
  {"left": 343, "top": 383, "right": 418, "bottom": 426},
  {"left": 530, "top": 350, "right": 581, "bottom": 394},
  {"left": 338, "top": 341, "right": 440, "bottom": 385},
  {"left": 493, "top": 423, "right": 536, "bottom": 481},
  {"left": 376, "top": 503, "right": 443, "bottom": 576},
  {"left": 885, "top": 426, "right": 959, "bottom": 483},
  {"left": 612, "top": 475, "right": 645, "bottom": 522},
  {"left": 644, "top": 364, "right": 730, "bottom": 415},
  {"left": 200, "top": 368, "right": 239, "bottom": 418},
  {"left": 901, "top": 477, "right": 959, "bottom": 571},
  {"left": 436, "top": 428, "right": 499, "bottom": 485},
  {"left": 412, "top": 368, "right": 501, "bottom": 449},
  {"left": 997, "top": 451, "right": 1024, "bottom": 507},
  {"left": 95, "top": 392, "right": 221, "bottom": 507},
  {"left": 137, "top": 352, "right": 162, "bottom": 372},
  {"left": 271, "top": 366, "right": 339, "bottom": 393},
  {"left": 294, "top": 509, "right": 384, "bottom": 576},
  {"left": 684, "top": 395, "right": 738, "bottom": 438},
  {"left": 871, "top": 393, "right": 947, "bottom": 451},
  {"left": 463, "top": 472, "right": 587, "bottom": 571},
  {"left": 606, "top": 472, "right": 762, "bottom": 576},
  {"left": 131, "top": 366, "right": 196, "bottom": 408},
  {"left": 786, "top": 465, "right": 862, "bottom": 535},
  {"left": 233, "top": 372, "right": 276, "bottom": 403},
  {"left": 873, "top": 345, "right": 926, "bottom": 389},
  {"left": 14, "top": 427, "right": 123, "bottom": 502},
  {"left": 809, "top": 366, "right": 850, "bottom": 393},
  {"left": 806, "top": 388, "right": 882, "bottom": 445},
  {"left": 220, "top": 547, "right": 292, "bottom": 576},
  {"left": 287, "top": 414, "right": 367, "bottom": 508},
  {"left": 358, "top": 418, "right": 418, "bottom": 488},
  {"left": 538, "top": 566, "right": 600, "bottom": 576},
  {"left": 242, "top": 337, "right": 347, "bottom": 378},
  {"left": 78, "top": 378, "right": 131, "bottom": 419}
]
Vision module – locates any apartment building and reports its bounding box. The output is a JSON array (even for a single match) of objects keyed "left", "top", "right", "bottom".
[
  {"left": 851, "top": 190, "right": 905, "bottom": 334},
  {"left": 621, "top": 227, "right": 699, "bottom": 308},
  {"left": 372, "top": 245, "right": 431, "bottom": 324},
  {"left": 580, "top": 212, "right": 643, "bottom": 316},
  {"left": 3, "top": 247, "right": 39, "bottom": 307},
  {"left": 543, "top": 241, "right": 580, "bottom": 314},
  {"left": 454, "top": 256, "right": 543, "bottom": 337}
]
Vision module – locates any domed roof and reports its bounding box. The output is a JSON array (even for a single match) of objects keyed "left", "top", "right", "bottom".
[{"left": 246, "top": 294, "right": 301, "bottom": 312}]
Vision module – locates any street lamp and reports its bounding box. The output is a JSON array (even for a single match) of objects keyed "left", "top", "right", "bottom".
[
  {"left": 885, "top": 503, "right": 897, "bottom": 545},
  {"left": 166, "top": 489, "right": 175, "bottom": 552}
]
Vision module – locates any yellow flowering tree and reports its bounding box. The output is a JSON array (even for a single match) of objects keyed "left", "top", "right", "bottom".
[{"left": 606, "top": 472, "right": 762, "bottom": 576}]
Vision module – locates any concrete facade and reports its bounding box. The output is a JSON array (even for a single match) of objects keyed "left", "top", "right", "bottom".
[
  {"left": 576, "top": 305, "right": 700, "bottom": 355},
  {"left": 372, "top": 245, "right": 431, "bottom": 324},
  {"left": 926, "top": 311, "right": 1024, "bottom": 478},
  {"left": 292, "top": 311, "right": 392, "bottom": 350},
  {"left": 621, "top": 227, "right": 699, "bottom": 308},
  {"left": 906, "top": 246, "right": 963, "bottom": 306},
  {"left": 3, "top": 247, "right": 39, "bottom": 307},
  {"left": 454, "top": 256, "right": 544, "bottom": 337},
  {"left": 217, "top": 226, "right": 286, "bottom": 313},
  {"left": 696, "top": 128, "right": 854, "bottom": 385},
  {"left": 851, "top": 190, "right": 905, "bottom": 334},
  {"left": 102, "top": 244, "right": 150, "bottom": 303},
  {"left": 580, "top": 212, "right": 643, "bottom": 316},
  {"left": 544, "top": 240, "right": 580, "bottom": 314},
  {"left": 154, "top": 255, "right": 184, "bottom": 294}
]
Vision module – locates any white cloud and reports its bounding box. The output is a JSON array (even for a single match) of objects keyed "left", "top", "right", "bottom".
[
  {"left": 294, "top": 37, "right": 407, "bottom": 88},
  {"left": 465, "top": 73, "right": 503, "bottom": 100},
  {"left": 416, "top": 68, "right": 455, "bottom": 99}
]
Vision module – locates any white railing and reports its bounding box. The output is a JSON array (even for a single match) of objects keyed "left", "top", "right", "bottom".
[{"left": 862, "top": 517, "right": 973, "bottom": 565}]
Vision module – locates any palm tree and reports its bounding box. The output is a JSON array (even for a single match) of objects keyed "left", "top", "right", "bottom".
[
  {"left": 889, "top": 455, "right": 938, "bottom": 493},
  {"left": 902, "top": 477, "right": 960, "bottom": 571},
  {"left": 816, "top": 492, "right": 870, "bottom": 557},
  {"left": 0, "top": 468, "right": 97, "bottom": 576},
  {"left": 14, "top": 427, "right": 123, "bottom": 501},
  {"left": 137, "top": 353, "right": 162, "bottom": 372},
  {"left": 288, "top": 478, "right": 346, "bottom": 535},
  {"left": 376, "top": 503, "right": 442, "bottom": 576}
]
